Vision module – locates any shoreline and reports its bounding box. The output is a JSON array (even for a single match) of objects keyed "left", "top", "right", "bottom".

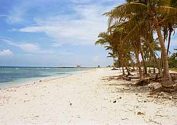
[
  {"left": 0, "top": 68, "right": 95, "bottom": 90},
  {"left": 0, "top": 68, "right": 177, "bottom": 125}
]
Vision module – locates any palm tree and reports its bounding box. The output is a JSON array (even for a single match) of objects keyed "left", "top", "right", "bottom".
[
  {"left": 96, "top": 28, "right": 134, "bottom": 75},
  {"left": 105, "top": 0, "right": 177, "bottom": 83}
]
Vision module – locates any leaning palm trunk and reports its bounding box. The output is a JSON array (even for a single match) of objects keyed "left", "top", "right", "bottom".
[
  {"left": 167, "top": 27, "right": 173, "bottom": 55},
  {"left": 155, "top": 24, "right": 172, "bottom": 81},
  {"left": 153, "top": 63, "right": 156, "bottom": 73},
  {"left": 150, "top": 50, "right": 162, "bottom": 75},
  {"left": 125, "top": 66, "right": 131, "bottom": 76},
  {"left": 122, "top": 67, "right": 125, "bottom": 75},
  {"left": 153, "top": 53, "right": 162, "bottom": 75},
  {"left": 140, "top": 47, "right": 147, "bottom": 75},
  {"left": 135, "top": 52, "right": 143, "bottom": 80},
  {"left": 119, "top": 56, "right": 125, "bottom": 75}
]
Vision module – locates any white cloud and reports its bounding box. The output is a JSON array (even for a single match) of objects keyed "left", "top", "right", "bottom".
[
  {"left": 8, "top": 0, "right": 124, "bottom": 45},
  {"left": 16, "top": 4, "right": 114, "bottom": 45},
  {"left": 1, "top": 38, "right": 53, "bottom": 54},
  {"left": 7, "top": 4, "right": 27, "bottom": 24},
  {"left": 6, "top": 0, "right": 41, "bottom": 24},
  {"left": 18, "top": 43, "right": 40, "bottom": 53},
  {"left": 51, "top": 42, "right": 63, "bottom": 47},
  {"left": 0, "top": 49, "right": 13, "bottom": 56},
  {"left": 0, "top": 15, "right": 8, "bottom": 17},
  {"left": 18, "top": 26, "right": 44, "bottom": 32},
  {"left": 3, "top": 39, "right": 39, "bottom": 53}
]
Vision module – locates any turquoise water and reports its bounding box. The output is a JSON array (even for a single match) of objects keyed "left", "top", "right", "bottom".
[{"left": 0, "top": 67, "right": 92, "bottom": 86}]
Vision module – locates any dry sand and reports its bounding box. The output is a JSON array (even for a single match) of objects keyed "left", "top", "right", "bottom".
[{"left": 0, "top": 68, "right": 177, "bottom": 125}]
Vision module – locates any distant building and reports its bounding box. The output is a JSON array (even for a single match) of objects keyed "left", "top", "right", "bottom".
[{"left": 76, "top": 65, "right": 81, "bottom": 68}]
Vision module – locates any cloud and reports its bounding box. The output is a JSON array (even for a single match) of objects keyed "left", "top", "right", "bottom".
[
  {"left": 18, "top": 43, "right": 40, "bottom": 53},
  {"left": 7, "top": 0, "right": 125, "bottom": 45},
  {"left": 0, "top": 0, "right": 121, "bottom": 66},
  {"left": 0, "top": 15, "right": 8, "bottom": 17},
  {"left": 16, "top": 4, "right": 114, "bottom": 45},
  {"left": 3, "top": 39, "right": 39, "bottom": 53},
  {"left": 6, "top": 3, "right": 27, "bottom": 24},
  {"left": 1, "top": 38, "right": 53, "bottom": 54},
  {"left": 0, "top": 49, "right": 14, "bottom": 56}
]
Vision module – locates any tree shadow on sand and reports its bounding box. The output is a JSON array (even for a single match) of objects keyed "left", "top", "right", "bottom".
[
  {"left": 102, "top": 75, "right": 150, "bottom": 94},
  {"left": 102, "top": 75, "right": 177, "bottom": 105}
]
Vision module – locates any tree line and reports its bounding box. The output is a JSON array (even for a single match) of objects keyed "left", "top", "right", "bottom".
[{"left": 96, "top": 0, "right": 177, "bottom": 89}]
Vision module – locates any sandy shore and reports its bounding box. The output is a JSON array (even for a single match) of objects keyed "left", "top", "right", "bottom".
[{"left": 0, "top": 68, "right": 177, "bottom": 125}]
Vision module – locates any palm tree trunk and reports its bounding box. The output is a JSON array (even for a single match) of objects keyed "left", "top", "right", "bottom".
[
  {"left": 153, "top": 53, "right": 162, "bottom": 75},
  {"left": 152, "top": 51, "right": 162, "bottom": 75},
  {"left": 140, "top": 47, "right": 147, "bottom": 75},
  {"left": 125, "top": 66, "right": 131, "bottom": 76},
  {"left": 155, "top": 25, "right": 171, "bottom": 81},
  {"left": 122, "top": 67, "right": 125, "bottom": 75},
  {"left": 135, "top": 52, "right": 143, "bottom": 80},
  {"left": 153, "top": 64, "right": 156, "bottom": 73},
  {"left": 167, "top": 27, "right": 173, "bottom": 55}
]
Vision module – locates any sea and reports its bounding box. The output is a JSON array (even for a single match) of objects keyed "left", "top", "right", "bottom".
[{"left": 0, "top": 66, "right": 93, "bottom": 88}]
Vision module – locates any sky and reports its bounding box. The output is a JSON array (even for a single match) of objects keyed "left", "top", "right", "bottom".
[
  {"left": 0, "top": 0, "right": 176, "bottom": 67},
  {"left": 0, "top": 0, "right": 126, "bottom": 67}
]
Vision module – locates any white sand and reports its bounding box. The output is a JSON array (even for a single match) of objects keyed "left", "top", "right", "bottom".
[{"left": 0, "top": 68, "right": 177, "bottom": 125}]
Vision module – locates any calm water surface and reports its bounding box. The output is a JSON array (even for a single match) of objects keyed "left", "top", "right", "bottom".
[{"left": 0, "top": 67, "right": 92, "bottom": 85}]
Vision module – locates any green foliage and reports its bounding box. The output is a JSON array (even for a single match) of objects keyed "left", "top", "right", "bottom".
[
  {"left": 96, "top": 0, "right": 177, "bottom": 78},
  {"left": 169, "top": 52, "right": 177, "bottom": 68}
]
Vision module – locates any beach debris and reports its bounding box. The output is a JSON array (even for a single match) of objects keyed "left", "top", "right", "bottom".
[
  {"left": 123, "top": 87, "right": 130, "bottom": 90},
  {"left": 148, "top": 82, "right": 162, "bottom": 91},
  {"left": 24, "top": 100, "right": 30, "bottom": 103},
  {"left": 113, "top": 100, "right": 116, "bottom": 103},
  {"left": 148, "top": 119, "right": 161, "bottom": 125},
  {"left": 137, "top": 111, "right": 145, "bottom": 115},
  {"left": 128, "top": 76, "right": 140, "bottom": 80},
  {"left": 69, "top": 100, "right": 72, "bottom": 106},
  {"left": 135, "top": 78, "right": 150, "bottom": 86},
  {"left": 123, "top": 76, "right": 131, "bottom": 81},
  {"left": 171, "top": 73, "right": 177, "bottom": 81},
  {"left": 39, "top": 80, "right": 42, "bottom": 82},
  {"left": 121, "top": 118, "right": 128, "bottom": 120},
  {"left": 157, "top": 92, "right": 167, "bottom": 97},
  {"left": 149, "top": 91, "right": 177, "bottom": 100},
  {"left": 173, "top": 96, "right": 177, "bottom": 99},
  {"left": 135, "top": 106, "right": 139, "bottom": 108}
]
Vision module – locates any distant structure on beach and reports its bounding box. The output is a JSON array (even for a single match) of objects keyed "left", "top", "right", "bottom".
[
  {"left": 97, "top": 65, "right": 100, "bottom": 68},
  {"left": 76, "top": 65, "right": 81, "bottom": 68}
]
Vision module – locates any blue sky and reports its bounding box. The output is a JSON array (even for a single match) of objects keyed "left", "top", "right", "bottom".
[
  {"left": 0, "top": 0, "right": 126, "bottom": 67},
  {"left": 0, "top": 0, "right": 176, "bottom": 67}
]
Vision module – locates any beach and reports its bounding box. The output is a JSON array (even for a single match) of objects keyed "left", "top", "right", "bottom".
[{"left": 0, "top": 68, "right": 177, "bottom": 125}]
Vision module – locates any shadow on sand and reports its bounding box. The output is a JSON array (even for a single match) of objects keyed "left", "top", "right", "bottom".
[
  {"left": 102, "top": 75, "right": 150, "bottom": 94},
  {"left": 102, "top": 75, "right": 177, "bottom": 105}
]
